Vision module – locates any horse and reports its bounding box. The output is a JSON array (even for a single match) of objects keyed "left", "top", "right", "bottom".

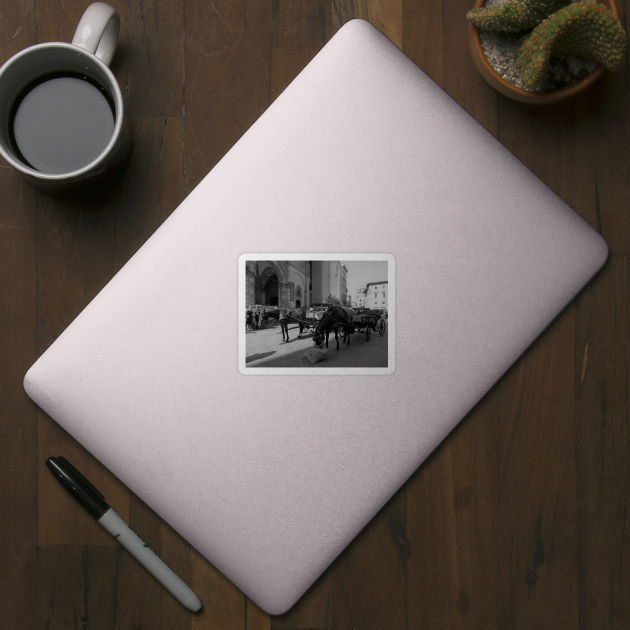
[
  {"left": 313, "top": 305, "right": 355, "bottom": 350},
  {"left": 284, "top": 307, "right": 308, "bottom": 336}
]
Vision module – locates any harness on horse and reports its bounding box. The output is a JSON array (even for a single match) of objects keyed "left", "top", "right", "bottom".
[
  {"left": 327, "top": 305, "right": 354, "bottom": 326},
  {"left": 313, "top": 305, "right": 354, "bottom": 347}
]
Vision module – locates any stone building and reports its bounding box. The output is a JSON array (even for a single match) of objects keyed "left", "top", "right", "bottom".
[
  {"left": 341, "top": 264, "right": 348, "bottom": 305},
  {"left": 245, "top": 260, "right": 311, "bottom": 309},
  {"left": 245, "top": 260, "right": 347, "bottom": 309},
  {"left": 356, "top": 287, "right": 368, "bottom": 307},
  {"left": 311, "top": 261, "right": 345, "bottom": 305},
  {"left": 365, "top": 280, "right": 388, "bottom": 309}
]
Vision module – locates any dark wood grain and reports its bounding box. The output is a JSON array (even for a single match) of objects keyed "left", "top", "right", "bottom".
[
  {"left": 36, "top": 545, "right": 119, "bottom": 630},
  {"left": 184, "top": 0, "right": 272, "bottom": 192},
  {"left": 1, "top": 0, "right": 629, "bottom": 627},
  {"left": 576, "top": 256, "right": 630, "bottom": 629},
  {"left": 497, "top": 305, "right": 579, "bottom": 628},
  {"left": 126, "top": 0, "right": 184, "bottom": 117},
  {"left": 271, "top": 0, "right": 331, "bottom": 46},
  {"left": 331, "top": 486, "right": 408, "bottom": 630},
  {"left": 0, "top": 5, "right": 38, "bottom": 629},
  {"left": 407, "top": 393, "right": 499, "bottom": 629},
  {"left": 0, "top": 150, "right": 38, "bottom": 630},
  {"left": 403, "top": 0, "right": 444, "bottom": 87},
  {"left": 583, "top": 72, "right": 630, "bottom": 254}
]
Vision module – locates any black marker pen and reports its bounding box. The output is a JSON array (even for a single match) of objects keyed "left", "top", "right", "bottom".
[{"left": 46, "top": 456, "right": 202, "bottom": 612}]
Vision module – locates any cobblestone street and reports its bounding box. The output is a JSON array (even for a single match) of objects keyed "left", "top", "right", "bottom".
[{"left": 245, "top": 322, "right": 388, "bottom": 368}]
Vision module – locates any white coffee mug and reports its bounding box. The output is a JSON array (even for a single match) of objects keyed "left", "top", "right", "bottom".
[{"left": 0, "top": 2, "right": 132, "bottom": 197}]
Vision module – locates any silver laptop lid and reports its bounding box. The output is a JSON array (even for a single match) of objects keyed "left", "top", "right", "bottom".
[{"left": 24, "top": 19, "right": 607, "bottom": 614}]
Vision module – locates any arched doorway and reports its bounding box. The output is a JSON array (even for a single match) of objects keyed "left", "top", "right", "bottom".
[
  {"left": 254, "top": 261, "right": 290, "bottom": 306},
  {"left": 264, "top": 273, "right": 279, "bottom": 306}
]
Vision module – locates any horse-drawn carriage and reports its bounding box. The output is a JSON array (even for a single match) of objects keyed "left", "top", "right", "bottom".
[
  {"left": 249, "top": 304, "right": 387, "bottom": 349},
  {"left": 344, "top": 308, "right": 387, "bottom": 342},
  {"left": 312, "top": 305, "right": 387, "bottom": 349}
]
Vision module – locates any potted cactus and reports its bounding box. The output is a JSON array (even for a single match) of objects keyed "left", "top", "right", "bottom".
[{"left": 467, "top": 0, "right": 627, "bottom": 103}]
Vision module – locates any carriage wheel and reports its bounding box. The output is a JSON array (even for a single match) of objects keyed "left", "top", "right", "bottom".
[
  {"left": 365, "top": 327, "right": 371, "bottom": 342},
  {"left": 378, "top": 319, "right": 386, "bottom": 336}
]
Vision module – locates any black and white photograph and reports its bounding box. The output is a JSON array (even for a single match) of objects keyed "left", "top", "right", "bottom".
[{"left": 238, "top": 254, "right": 394, "bottom": 374}]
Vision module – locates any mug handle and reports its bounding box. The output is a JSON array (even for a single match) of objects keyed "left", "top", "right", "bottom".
[{"left": 71, "top": 2, "right": 120, "bottom": 67}]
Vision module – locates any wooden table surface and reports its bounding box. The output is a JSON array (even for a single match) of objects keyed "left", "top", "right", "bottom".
[{"left": 1, "top": 0, "right": 629, "bottom": 628}]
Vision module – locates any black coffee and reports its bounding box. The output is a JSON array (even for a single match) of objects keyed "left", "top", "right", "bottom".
[{"left": 10, "top": 73, "right": 115, "bottom": 174}]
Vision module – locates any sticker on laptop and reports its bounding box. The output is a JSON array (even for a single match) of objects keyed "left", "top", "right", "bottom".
[{"left": 238, "top": 254, "right": 394, "bottom": 375}]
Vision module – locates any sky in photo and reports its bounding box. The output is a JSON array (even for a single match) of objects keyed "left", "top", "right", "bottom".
[{"left": 342, "top": 260, "right": 388, "bottom": 302}]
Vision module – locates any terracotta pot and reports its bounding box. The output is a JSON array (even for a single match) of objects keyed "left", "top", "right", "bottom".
[{"left": 468, "top": 0, "right": 619, "bottom": 103}]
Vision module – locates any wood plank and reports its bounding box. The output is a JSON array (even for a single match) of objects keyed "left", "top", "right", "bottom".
[
  {"left": 330, "top": 486, "right": 407, "bottom": 630},
  {"left": 0, "top": 0, "right": 36, "bottom": 56},
  {"left": 271, "top": 0, "right": 331, "bottom": 46},
  {"left": 126, "top": 0, "right": 184, "bottom": 117},
  {"left": 497, "top": 305, "right": 578, "bottom": 628},
  {"left": 0, "top": 134, "right": 38, "bottom": 630},
  {"left": 36, "top": 545, "right": 119, "bottom": 630},
  {"left": 402, "top": 0, "right": 444, "bottom": 88},
  {"left": 184, "top": 0, "right": 272, "bottom": 192},
  {"left": 583, "top": 72, "right": 630, "bottom": 254},
  {"left": 575, "top": 256, "right": 630, "bottom": 629},
  {"left": 407, "top": 392, "right": 499, "bottom": 629},
  {"left": 331, "top": 0, "right": 403, "bottom": 49},
  {"left": 33, "top": 186, "right": 121, "bottom": 355},
  {"left": 0, "top": 5, "right": 39, "bottom": 629}
]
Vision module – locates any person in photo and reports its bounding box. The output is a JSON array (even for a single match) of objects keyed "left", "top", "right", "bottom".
[
  {"left": 279, "top": 306, "right": 290, "bottom": 343},
  {"left": 246, "top": 305, "right": 253, "bottom": 331}
]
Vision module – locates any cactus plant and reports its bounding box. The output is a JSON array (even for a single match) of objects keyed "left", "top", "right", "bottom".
[
  {"left": 467, "top": 0, "right": 568, "bottom": 33},
  {"left": 516, "top": 1, "right": 627, "bottom": 85}
]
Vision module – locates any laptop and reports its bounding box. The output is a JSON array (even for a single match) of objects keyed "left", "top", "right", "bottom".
[{"left": 23, "top": 19, "right": 608, "bottom": 614}]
